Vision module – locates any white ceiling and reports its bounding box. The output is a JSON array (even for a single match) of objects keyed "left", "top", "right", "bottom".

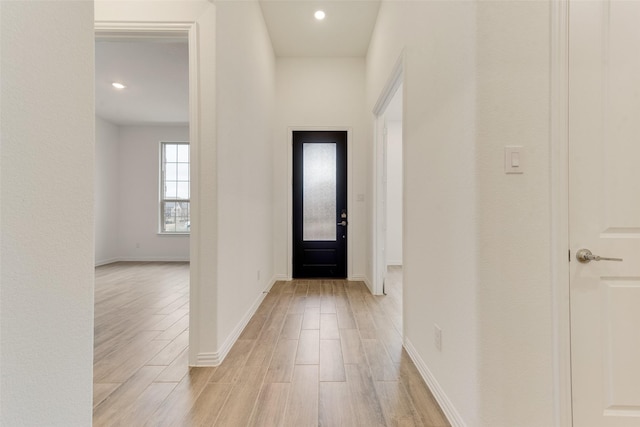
[
  {"left": 259, "top": 0, "right": 381, "bottom": 57},
  {"left": 95, "top": 1, "right": 381, "bottom": 125},
  {"left": 95, "top": 40, "right": 189, "bottom": 126}
]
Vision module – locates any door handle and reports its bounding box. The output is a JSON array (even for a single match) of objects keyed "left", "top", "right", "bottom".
[
  {"left": 576, "top": 248, "right": 623, "bottom": 263},
  {"left": 338, "top": 220, "right": 348, "bottom": 226}
]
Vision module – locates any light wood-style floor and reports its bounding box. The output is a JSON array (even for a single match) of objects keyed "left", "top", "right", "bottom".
[{"left": 93, "top": 262, "right": 449, "bottom": 427}]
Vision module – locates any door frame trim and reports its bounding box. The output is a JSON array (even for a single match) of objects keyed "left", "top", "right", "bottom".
[
  {"left": 286, "top": 127, "right": 353, "bottom": 280},
  {"left": 550, "top": 0, "right": 572, "bottom": 425},
  {"left": 372, "top": 52, "right": 404, "bottom": 296}
]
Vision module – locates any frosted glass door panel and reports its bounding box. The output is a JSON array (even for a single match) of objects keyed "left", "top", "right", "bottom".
[{"left": 303, "top": 143, "right": 336, "bottom": 241}]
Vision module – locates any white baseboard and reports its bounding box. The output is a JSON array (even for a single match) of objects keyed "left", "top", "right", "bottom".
[
  {"left": 195, "top": 352, "right": 219, "bottom": 366},
  {"left": 95, "top": 256, "right": 190, "bottom": 266},
  {"left": 194, "top": 277, "right": 277, "bottom": 367},
  {"left": 349, "top": 274, "right": 373, "bottom": 292},
  {"left": 118, "top": 256, "right": 190, "bottom": 262},
  {"left": 404, "top": 338, "right": 467, "bottom": 427},
  {"left": 95, "top": 257, "right": 120, "bottom": 267},
  {"left": 273, "top": 274, "right": 368, "bottom": 286}
]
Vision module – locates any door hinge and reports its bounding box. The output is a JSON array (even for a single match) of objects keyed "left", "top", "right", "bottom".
[{"left": 568, "top": 249, "right": 571, "bottom": 262}]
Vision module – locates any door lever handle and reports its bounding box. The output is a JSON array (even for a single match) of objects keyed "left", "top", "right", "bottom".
[
  {"left": 337, "top": 220, "right": 348, "bottom": 226},
  {"left": 576, "top": 248, "right": 623, "bottom": 263}
]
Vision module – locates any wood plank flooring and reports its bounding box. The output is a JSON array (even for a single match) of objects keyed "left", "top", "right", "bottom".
[{"left": 93, "top": 262, "right": 449, "bottom": 426}]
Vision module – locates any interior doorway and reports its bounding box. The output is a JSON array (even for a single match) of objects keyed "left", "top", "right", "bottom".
[
  {"left": 373, "top": 57, "right": 404, "bottom": 296},
  {"left": 93, "top": 22, "right": 199, "bottom": 388},
  {"left": 384, "top": 87, "right": 404, "bottom": 281},
  {"left": 94, "top": 36, "right": 190, "bottom": 265}
]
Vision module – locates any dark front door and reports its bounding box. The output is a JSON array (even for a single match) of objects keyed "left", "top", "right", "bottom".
[{"left": 293, "top": 131, "right": 347, "bottom": 278}]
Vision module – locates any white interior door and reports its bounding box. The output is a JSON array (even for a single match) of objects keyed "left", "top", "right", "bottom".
[{"left": 570, "top": 1, "right": 640, "bottom": 426}]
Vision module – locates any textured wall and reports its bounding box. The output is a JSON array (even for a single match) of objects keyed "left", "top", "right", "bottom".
[
  {"left": 117, "top": 125, "right": 190, "bottom": 261},
  {"left": 475, "top": 2, "right": 553, "bottom": 425},
  {"left": 0, "top": 1, "right": 95, "bottom": 425},
  {"left": 216, "top": 0, "right": 277, "bottom": 351},
  {"left": 385, "top": 120, "right": 403, "bottom": 266},
  {"left": 95, "top": 117, "right": 120, "bottom": 265}
]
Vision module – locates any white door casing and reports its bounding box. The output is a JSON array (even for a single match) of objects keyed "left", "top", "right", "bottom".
[
  {"left": 372, "top": 52, "right": 404, "bottom": 295},
  {"left": 569, "top": 1, "right": 640, "bottom": 425}
]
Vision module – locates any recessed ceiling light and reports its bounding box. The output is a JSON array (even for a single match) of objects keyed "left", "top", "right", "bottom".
[
  {"left": 314, "top": 10, "right": 326, "bottom": 20},
  {"left": 112, "top": 82, "right": 126, "bottom": 90}
]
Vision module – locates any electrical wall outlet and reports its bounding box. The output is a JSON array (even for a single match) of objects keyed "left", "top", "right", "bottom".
[{"left": 434, "top": 324, "right": 442, "bottom": 351}]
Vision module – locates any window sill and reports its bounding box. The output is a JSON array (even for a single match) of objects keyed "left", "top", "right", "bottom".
[{"left": 157, "top": 232, "right": 190, "bottom": 236}]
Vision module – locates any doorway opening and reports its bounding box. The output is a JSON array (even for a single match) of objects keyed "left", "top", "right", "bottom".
[
  {"left": 94, "top": 36, "right": 190, "bottom": 264},
  {"left": 382, "top": 86, "right": 404, "bottom": 293},
  {"left": 372, "top": 58, "right": 404, "bottom": 349},
  {"left": 93, "top": 23, "right": 199, "bottom": 412},
  {"left": 373, "top": 56, "right": 404, "bottom": 297}
]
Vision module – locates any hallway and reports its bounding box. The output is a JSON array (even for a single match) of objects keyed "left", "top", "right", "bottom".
[{"left": 92, "top": 262, "right": 448, "bottom": 426}]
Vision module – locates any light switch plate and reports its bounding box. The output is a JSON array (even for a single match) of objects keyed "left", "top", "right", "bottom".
[{"left": 505, "top": 146, "right": 524, "bottom": 174}]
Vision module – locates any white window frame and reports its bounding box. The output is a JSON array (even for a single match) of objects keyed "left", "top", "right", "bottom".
[{"left": 159, "top": 141, "right": 190, "bottom": 234}]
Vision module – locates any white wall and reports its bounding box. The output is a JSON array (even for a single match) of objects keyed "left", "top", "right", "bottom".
[
  {"left": 95, "top": 116, "right": 120, "bottom": 265},
  {"left": 95, "top": 121, "right": 190, "bottom": 264},
  {"left": 273, "top": 57, "right": 369, "bottom": 281},
  {"left": 475, "top": 2, "right": 553, "bottom": 425},
  {"left": 0, "top": 1, "right": 95, "bottom": 425},
  {"left": 118, "top": 125, "right": 190, "bottom": 261},
  {"left": 367, "top": 2, "right": 479, "bottom": 425},
  {"left": 215, "top": 0, "right": 276, "bottom": 354},
  {"left": 367, "top": 2, "right": 554, "bottom": 426},
  {"left": 385, "top": 119, "right": 403, "bottom": 266}
]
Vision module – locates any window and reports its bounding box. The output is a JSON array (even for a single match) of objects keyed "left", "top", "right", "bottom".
[{"left": 160, "top": 142, "right": 190, "bottom": 233}]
